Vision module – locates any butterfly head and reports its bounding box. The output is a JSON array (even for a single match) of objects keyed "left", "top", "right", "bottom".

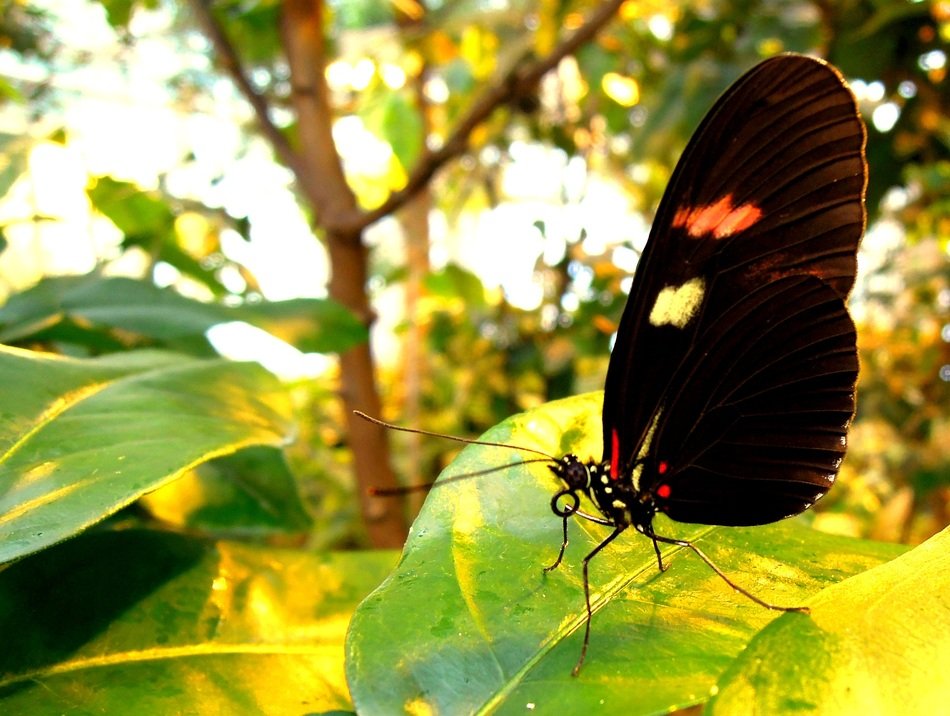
[{"left": 548, "top": 453, "right": 591, "bottom": 493}]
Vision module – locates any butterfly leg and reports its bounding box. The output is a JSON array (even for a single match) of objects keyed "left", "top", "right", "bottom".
[
  {"left": 544, "top": 489, "right": 581, "bottom": 572},
  {"left": 572, "top": 524, "right": 627, "bottom": 677},
  {"left": 649, "top": 532, "right": 670, "bottom": 572},
  {"left": 649, "top": 530, "right": 809, "bottom": 612},
  {"left": 544, "top": 511, "right": 570, "bottom": 573}
]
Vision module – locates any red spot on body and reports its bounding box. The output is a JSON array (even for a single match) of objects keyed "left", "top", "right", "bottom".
[
  {"left": 658, "top": 460, "right": 669, "bottom": 475},
  {"left": 610, "top": 428, "right": 620, "bottom": 480},
  {"left": 657, "top": 484, "right": 671, "bottom": 499},
  {"left": 672, "top": 194, "right": 762, "bottom": 239}
]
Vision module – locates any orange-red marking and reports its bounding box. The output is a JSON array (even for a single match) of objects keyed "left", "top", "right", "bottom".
[
  {"left": 657, "top": 484, "right": 671, "bottom": 499},
  {"left": 610, "top": 428, "right": 620, "bottom": 480},
  {"left": 673, "top": 194, "right": 762, "bottom": 239}
]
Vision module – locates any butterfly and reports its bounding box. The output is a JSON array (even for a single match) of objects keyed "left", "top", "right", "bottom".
[
  {"left": 542, "top": 53, "right": 867, "bottom": 673},
  {"left": 361, "top": 52, "right": 867, "bottom": 676}
]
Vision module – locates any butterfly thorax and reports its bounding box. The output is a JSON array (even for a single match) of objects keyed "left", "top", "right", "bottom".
[{"left": 549, "top": 454, "right": 656, "bottom": 530}]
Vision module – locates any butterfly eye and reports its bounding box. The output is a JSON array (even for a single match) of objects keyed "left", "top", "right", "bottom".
[{"left": 564, "top": 458, "right": 589, "bottom": 489}]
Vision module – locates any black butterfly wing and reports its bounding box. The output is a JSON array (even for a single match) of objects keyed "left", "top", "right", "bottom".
[
  {"left": 602, "top": 54, "right": 866, "bottom": 521},
  {"left": 649, "top": 274, "right": 857, "bottom": 524}
]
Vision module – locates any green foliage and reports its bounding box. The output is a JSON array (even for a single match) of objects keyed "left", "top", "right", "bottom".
[
  {"left": 0, "top": 132, "right": 32, "bottom": 200},
  {"left": 86, "top": 177, "right": 236, "bottom": 296},
  {"left": 709, "top": 525, "right": 950, "bottom": 714},
  {"left": 138, "top": 446, "right": 313, "bottom": 536},
  {"left": 1, "top": 0, "right": 948, "bottom": 711},
  {"left": 0, "top": 273, "right": 367, "bottom": 356},
  {"left": 211, "top": 0, "right": 283, "bottom": 64},
  {"left": 0, "top": 346, "right": 294, "bottom": 564},
  {"left": 346, "top": 393, "right": 908, "bottom": 713},
  {"left": 364, "top": 89, "right": 424, "bottom": 174},
  {"left": 0, "top": 529, "right": 398, "bottom": 713},
  {"left": 97, "top": 0, "right": 158, "bottom": 30}
]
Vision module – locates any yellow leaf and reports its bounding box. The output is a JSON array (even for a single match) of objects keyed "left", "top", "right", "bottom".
[{"left": 460, "top": 25, "right": 496, "bottom": 79}]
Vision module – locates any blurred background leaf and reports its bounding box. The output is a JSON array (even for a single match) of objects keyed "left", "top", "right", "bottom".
[
  {"left": 0, "top": 346, "right": 293, "bottom": 563},
  {"left": 0, "top": 273, "right": 366, "bottom": 356}
]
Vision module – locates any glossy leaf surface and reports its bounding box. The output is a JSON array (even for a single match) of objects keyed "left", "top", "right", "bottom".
[
  {"left": 346, "top": 393, "right": 903, "bottom": 714},
  {"left": 709, "top": 523, "right": 950, "bottom": 714},
  {"left": 138, "top": 446, "right": 313, "bottom": 536},
  {"left": 0, "top": 346, "right": 293, "bottom": 563},
  {"left": 0, "top": 274, "right": 367, "bottom": 355},
  {"left": 0, "top": 529, "right": 398, "bottom": 714}
]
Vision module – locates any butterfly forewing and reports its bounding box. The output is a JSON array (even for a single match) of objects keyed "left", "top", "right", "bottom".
[{"left": 603, "top": 54, "right": 867, "bottom": 522}]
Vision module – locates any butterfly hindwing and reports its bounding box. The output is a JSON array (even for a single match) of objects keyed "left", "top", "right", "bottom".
[{"left": 649, "top": 274, "right": 858, "bottom": 525}]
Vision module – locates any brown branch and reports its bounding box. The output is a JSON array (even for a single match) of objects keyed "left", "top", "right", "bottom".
[
  {"left": 188, "top": 0, "right": 306, "bottom": 182},
  {"left": 333, "top": 0, "right": 626, "bottom": 235},
  {"left": 279, "top": 0, "right": 362, "bottom": 230}
]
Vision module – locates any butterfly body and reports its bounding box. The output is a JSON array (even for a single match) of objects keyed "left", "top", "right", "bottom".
[{"left": 550, "top": 454, "right": 656, "bottom": 530}]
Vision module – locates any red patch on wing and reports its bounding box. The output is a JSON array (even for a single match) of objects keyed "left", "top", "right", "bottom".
[
  {"left": 610, "top": 428, "right": 620, "bottom": 480},
  {"left": 672, "top": 194, "right": 762, "bottom": 239},
  {"left": 656, "top": 484, "right": 671, "bottom": 499}
]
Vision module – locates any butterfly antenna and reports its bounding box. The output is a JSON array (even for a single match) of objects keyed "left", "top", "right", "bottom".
[
  {"left": 368, "top": 457, "right": 554, "bottom": 496},
  {"left": 353, "top": 410, "right": 558, "bottom": 461}
]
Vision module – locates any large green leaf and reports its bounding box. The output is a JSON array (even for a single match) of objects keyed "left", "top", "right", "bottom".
[
  {"left": 0, "top": 274, "right": 367, "bottom": 355},
  {"left": 138, "top": 446, "right": 313, "bottom": 536},
  {"left": 708, "top": 524, "right": 950, "bottom": 714},
  {"left": 0, "top": 346, "right": 293, "bottom": 564},
  {"left": 0, "top": 529, "right": 398, "bottom": 714},
  {"left": 346, "top": 393, "right": 904, "bottom": 714}
]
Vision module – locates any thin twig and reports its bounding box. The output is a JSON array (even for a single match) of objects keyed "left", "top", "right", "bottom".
[
  {"left": 187, "top": 0, "right": 305, "bottom": 179},
  {"left": 191, "top": 0, "right": 625, "bottom": 237}
]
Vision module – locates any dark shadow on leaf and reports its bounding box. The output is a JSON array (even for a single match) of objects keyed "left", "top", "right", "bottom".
[{"left": 0, "top": 530, "right": 207, "bottom": 696}]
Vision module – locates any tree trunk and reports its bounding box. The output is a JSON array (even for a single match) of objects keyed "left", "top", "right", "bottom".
[
  {"left": 281, "top": 0, "right": 407, "bottom": 547},
  {"left": 398, "top": 40, "right": 434, "bottom": 511},
  {"left": 399, "top": 185, "right": 432, "bottom": 514}
]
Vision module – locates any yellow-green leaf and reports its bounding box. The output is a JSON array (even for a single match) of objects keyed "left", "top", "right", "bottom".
[
  {"left": 346, "top": 393, "right": 904, "bottom": 713},
  {"left": 708, "top": 524, "right": 950, "bottom": 714},
  {"left": 0, "top": 346, "right": 293, "bottom": 564},
  {"left": 0, "top": 529, "right": 398, "bottom": 713}
]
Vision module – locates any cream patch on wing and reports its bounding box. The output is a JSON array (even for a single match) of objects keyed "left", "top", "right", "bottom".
[{"left": 648, "top": 277, "right": 705, "bottom": 328}]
